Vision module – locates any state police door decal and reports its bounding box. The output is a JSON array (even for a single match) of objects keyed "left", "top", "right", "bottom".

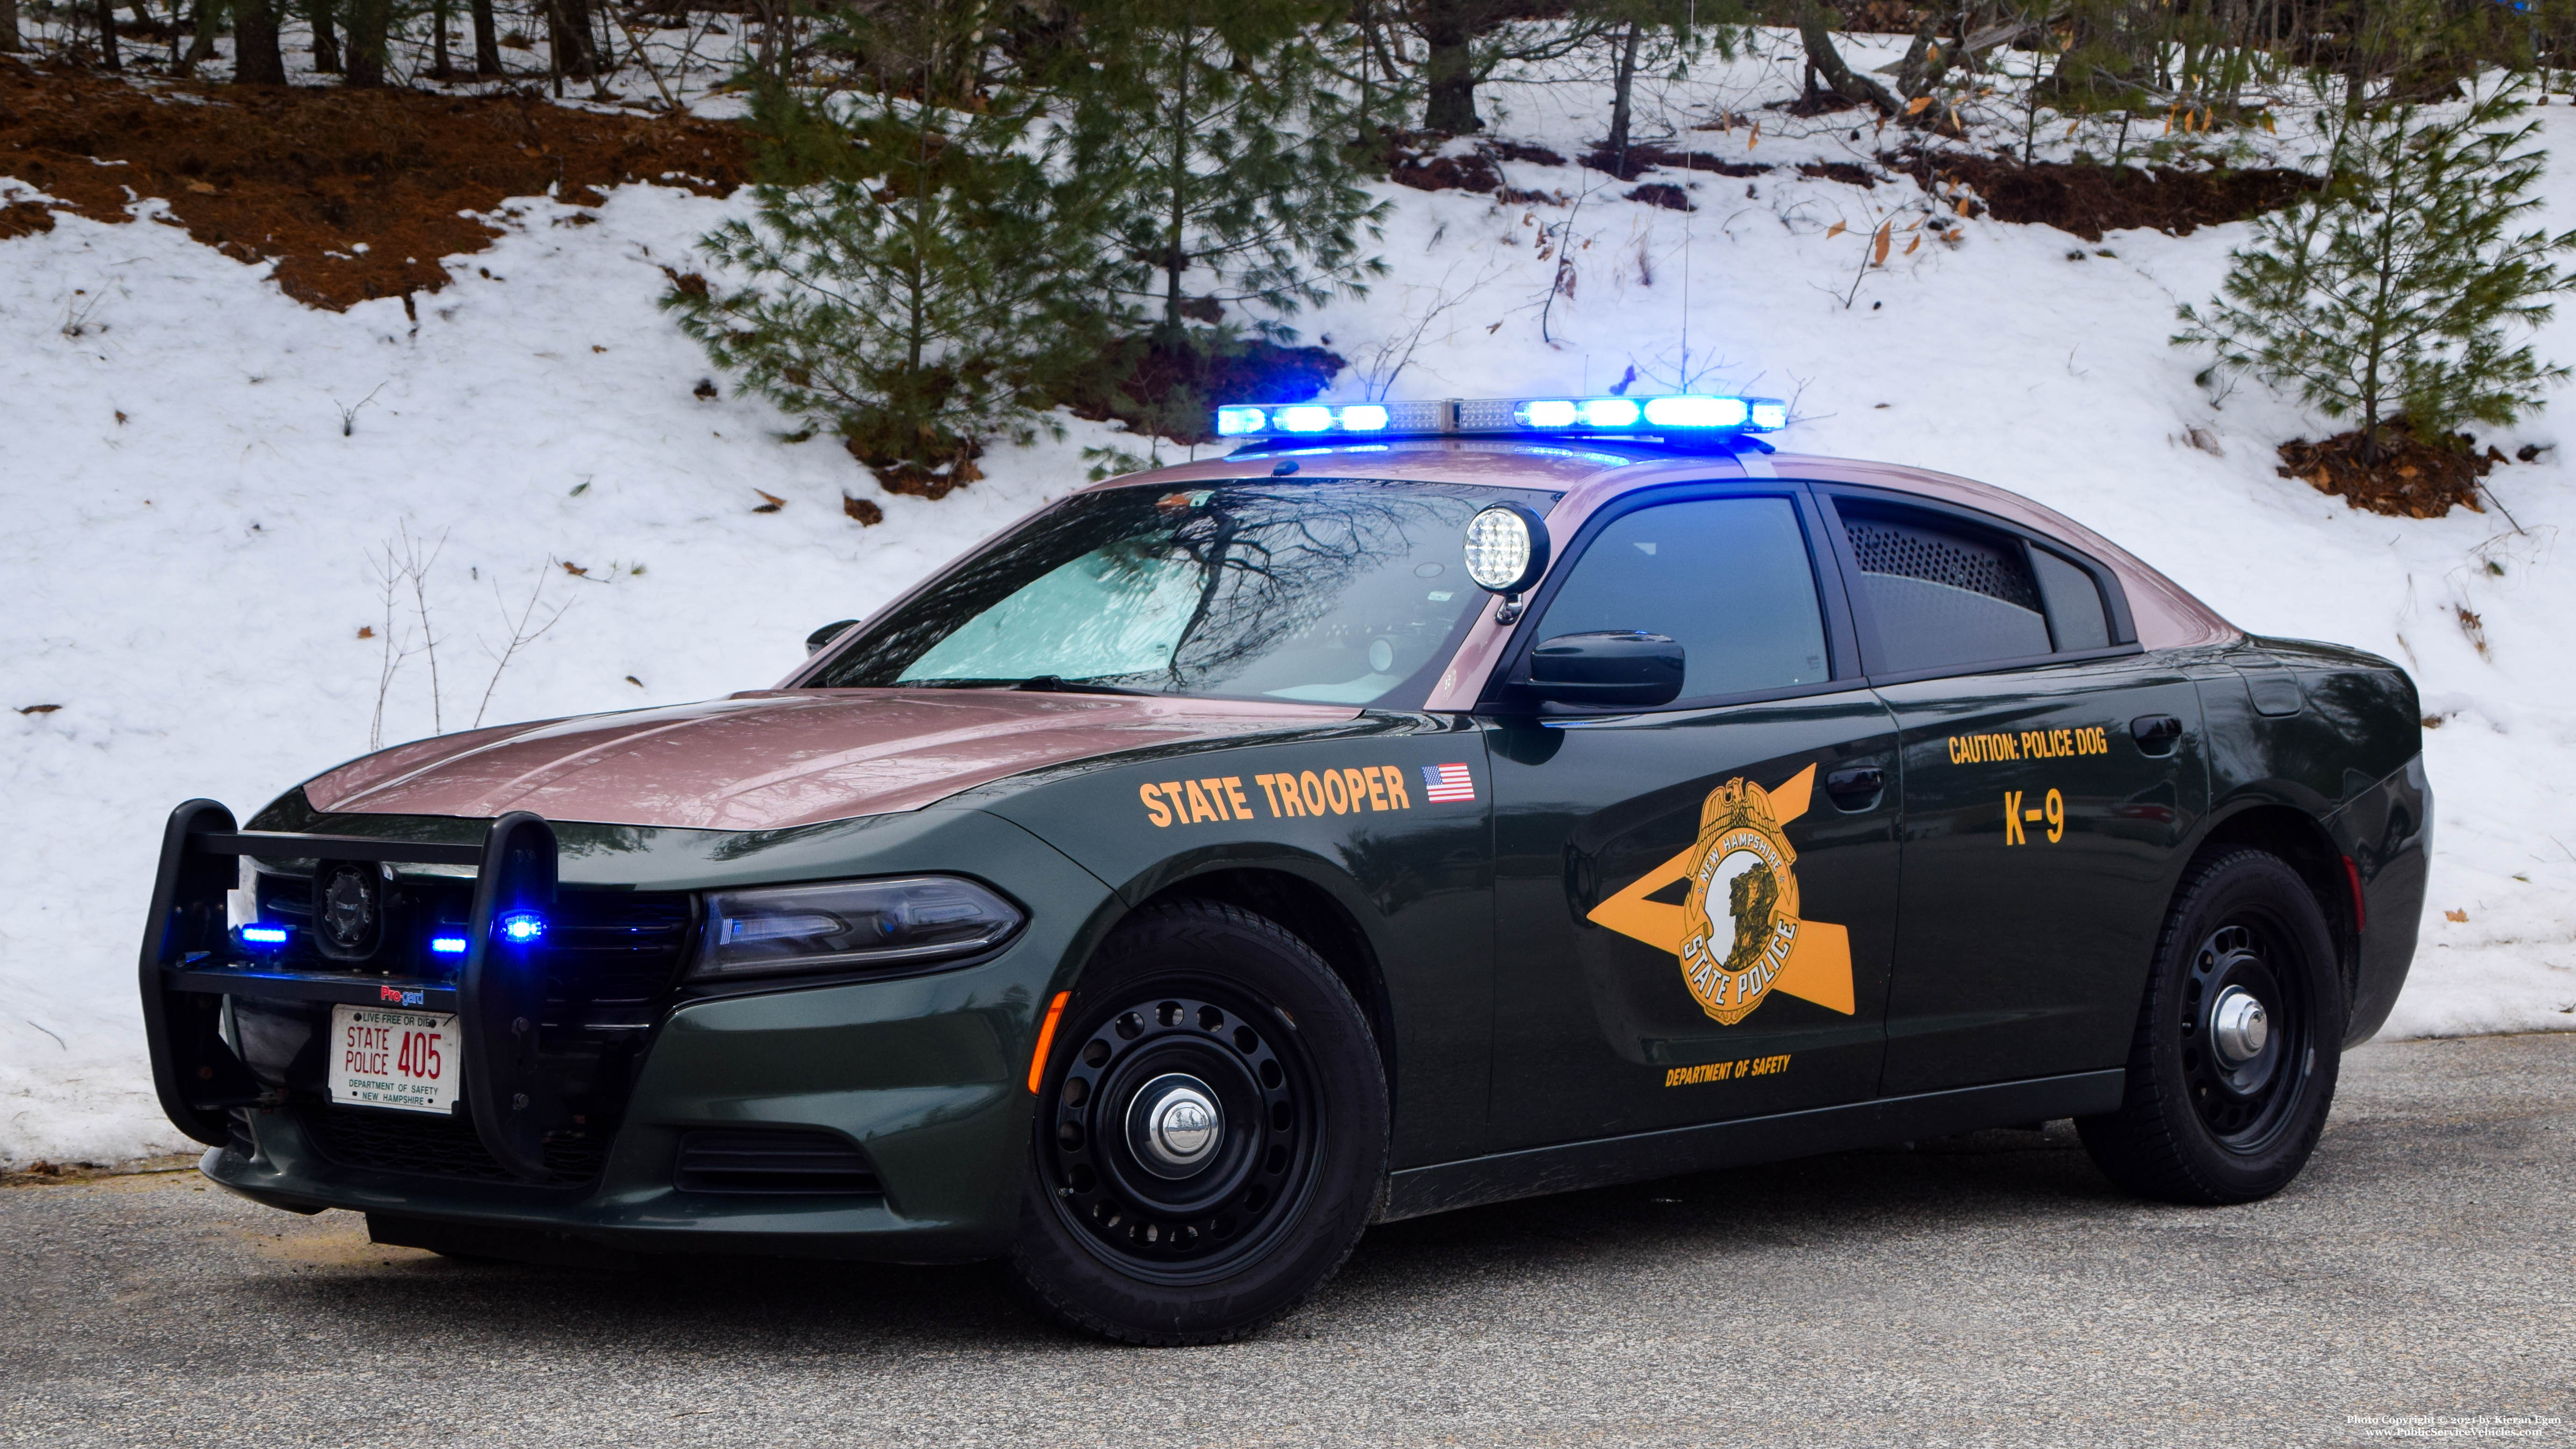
[{"left": 1586, "top": 764, "right": 1856, "bottom": 1025}]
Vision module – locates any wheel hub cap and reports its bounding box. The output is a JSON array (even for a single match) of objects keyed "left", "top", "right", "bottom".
[
  {"left": 1129, "top": 1075, "right": 1223, "bottom": 1178},
  {"left": 2210, "top": 986, "right": 2269, "bottom": 1067}
]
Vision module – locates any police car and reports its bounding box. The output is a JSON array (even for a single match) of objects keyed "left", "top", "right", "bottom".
[{"left": 141, "top": 393, "right": 2428, "bottom": 1344}]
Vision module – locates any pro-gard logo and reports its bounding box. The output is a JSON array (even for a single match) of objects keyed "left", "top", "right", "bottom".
[{"left": 1585, "top": 764, "right": 1855, "bottom": 1026}]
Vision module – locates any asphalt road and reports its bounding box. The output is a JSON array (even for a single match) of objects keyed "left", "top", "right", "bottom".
[{"left": 7, "top": 1033, "right": 2572, "bottom": 1449}]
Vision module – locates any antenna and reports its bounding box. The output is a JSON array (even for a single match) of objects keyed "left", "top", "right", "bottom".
[{"left": 1680, "top": 0, "right": 1698, "bottom": 387}]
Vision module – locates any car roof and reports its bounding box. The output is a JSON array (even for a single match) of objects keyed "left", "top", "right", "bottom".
[{"left": 1095, "top": 438, "right": 2238, "bottom": 664}]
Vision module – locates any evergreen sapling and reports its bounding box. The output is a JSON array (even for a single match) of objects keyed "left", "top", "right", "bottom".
[
  {"left": 2177, "top": 75, "right": 2576, "bottom": 463},
  {"left": 664, "top": 73, "right": 1087, "bottom": 494}
]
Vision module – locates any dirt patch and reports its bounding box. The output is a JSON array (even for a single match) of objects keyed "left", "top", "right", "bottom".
[
  {"left": 1625, "top": 182, "right": 1693, "bottom": 211},
  {"left": 1385, "top": 131, "right": 1569, "bottom": 195},
  {"left": 1583, "top": 142, "right": 1768, "bottom": 181},
  {"left": 1059, "top": 335, "right": 1346, "bottom": 446},
  {"left": 1770, "top": 91, "right": 1869, "bottom": 118},
  {"left": 4, "top": 1153, "right": 200, "bottom": 1187},
  {"left": 0, "top": 55, "right": 748, "bottom": 310},
  {"left": 1885, "top": 145, "right": 2317, "bottom": 240},
  {"left": 1390, "top": 145, "right": 1502, "bottom": 195},
  {"left": 2278, "top": 426, "right": 2505, "bottom": 519},
  {"left": 1798, "top": 160, "right": 1880, "bottom": 187}
]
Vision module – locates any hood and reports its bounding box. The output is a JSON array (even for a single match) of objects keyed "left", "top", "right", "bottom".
[{"left": 302, "top": 690, "right": 1359, "bottom": 831}]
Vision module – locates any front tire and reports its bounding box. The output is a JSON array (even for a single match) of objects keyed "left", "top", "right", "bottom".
[
  {"left": 1004, "top": 899, "right": 1388, "bottom": 1345},
  {"left": 2078, "top": 848, "right": 2347, "bottom": 1204}
]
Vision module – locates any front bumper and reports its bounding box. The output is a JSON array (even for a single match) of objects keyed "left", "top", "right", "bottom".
[{"left": 165, "top": 804, "right": 1121, "bottom": 1262}]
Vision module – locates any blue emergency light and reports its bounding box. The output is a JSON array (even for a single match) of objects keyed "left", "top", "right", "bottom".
[
  {"left": 237, "top": 924, "right": 290, "bottom": 946},
  {"left": 429, "top": 935, "right": 469, "bottom": 955},
  {"left": 1214, "top": 394, "right": 1787, "bottom": 442},
  {"left": 498, "top": 911, "right": 547, "bottom": 945}
]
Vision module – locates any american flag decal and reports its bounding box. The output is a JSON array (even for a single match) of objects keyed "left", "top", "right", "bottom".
[{"left": 1421, "top": 763, "right": 1477, "bottom": 803}]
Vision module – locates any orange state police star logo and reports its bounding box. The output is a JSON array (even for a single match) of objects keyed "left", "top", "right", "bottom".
[{"left": 1584, "top": 764, "right": 1856, "bottom": 1026}]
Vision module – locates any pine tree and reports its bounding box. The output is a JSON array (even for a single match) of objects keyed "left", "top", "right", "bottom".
[
  {"left": 664, "top": 22, "right": 1091, "bottom": 492},
  {"left": 1072, "top": 0, "right": 1390, "bottom": 347},
  {"left": 2177, "top": 75, "right": 2576, "bottom": 461}
]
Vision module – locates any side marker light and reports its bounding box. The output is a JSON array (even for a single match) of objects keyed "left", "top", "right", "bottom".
[
  {"left": 238, "top": 925, "right": 289, "bottom": 945},
  {"left": 429, "top": 936, "right": 468, "bottom": 955},
  {"left": 1028, "top": 990, "right": 1071, "bottom": 1094}
]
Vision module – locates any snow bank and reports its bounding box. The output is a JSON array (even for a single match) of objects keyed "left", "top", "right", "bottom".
[{"left": 5, "top": 38, "right": 2571, "bottom": 1164}]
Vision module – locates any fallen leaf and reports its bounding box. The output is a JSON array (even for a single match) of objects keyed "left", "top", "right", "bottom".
[
  {"left": 1748, "top": 120, "right": 1760, "bottom": 149},
  {"left": 1872, "top": 221, "right": 1892, "bottom": 266},
  {"left": 625, "top": 676, "right": 644, "bottom": 688},
  {"left": 2444, "top": 908, "right": 2468, "bottom": 922},
  {"left": 591, "top": 345, "right": 607, "bottom": 353},
  {"left": 114, "top": 411, "right": 128, "bottom": 425},
  {"left": 1827, "top": 220, "right": 1847, "bottom": 239},
  {"left": 15, "top": 704, "right": 62, "bottom": 715},
  {"left": 842, "top": 493, "right": 885, "bottom": 526},
  {"left": 693, "top": 378, "right": 719, "bottom": 400},
  {"left": 1905, "top": 233, "right": 1921, "bottom": 255},
  {"left": 569, "top": 481, "right": 590, "bottom": 496},
  {"left": 1955, "top": 196, "right": 1973, "bottom": 217},
  {"left": 357, "top": 626, "right": 375, "bottom": 639},
  {"left": 186, "top": 180, "right": 217, "bottom": 195},
  {"left": 561, "top": 562, "right": 589, "bottom": 577},
  {"left": 1905, "top": 96, "right": 1932, "bottom": 115},
  {"left": 753, "top": 489, "right": 786, "bottom": 514}
]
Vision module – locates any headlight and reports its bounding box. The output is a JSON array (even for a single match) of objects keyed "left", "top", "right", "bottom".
[{"left": 690, "top": 876, "right": 1024, "bottom": 981}]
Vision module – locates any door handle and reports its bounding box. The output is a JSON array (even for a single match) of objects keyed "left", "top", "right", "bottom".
[
  {"left": 1823, "top": 765, "right": 1885, "bottom": 811},
  {"left": 2131, "top": 714, "right": 2183, "bottom": 757}
]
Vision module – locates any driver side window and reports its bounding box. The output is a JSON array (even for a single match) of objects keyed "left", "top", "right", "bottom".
[{"left": 1536, "top": 496, "right": 1831, "bottom": 702}]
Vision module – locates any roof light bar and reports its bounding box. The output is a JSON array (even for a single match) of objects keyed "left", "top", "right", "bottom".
[{"left": 1215, "top": 395, "right": 1787, "bottom": 443}]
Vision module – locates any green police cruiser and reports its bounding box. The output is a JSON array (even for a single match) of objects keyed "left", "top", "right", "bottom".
[{"left": 140, "top": 393, "right": 2429, "bottom": 1344}]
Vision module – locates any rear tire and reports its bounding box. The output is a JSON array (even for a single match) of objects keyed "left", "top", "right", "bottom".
[
  {"left": 2078, "top": 848, "right": 2347, "bottom": 1205},
  {"left": 1003, "top": 899, "right": 1388, "bottom": 1345}
]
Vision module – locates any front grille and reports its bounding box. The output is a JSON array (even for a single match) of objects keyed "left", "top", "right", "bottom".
[
  {"left": 251, "top": 876, "right": 695, "bottom": 1006},
  {"left": 302, "top": 1103, "right": 608, "bottom": 1185},
  {"left": 244, "top": 884, "right": 697, "bottom": 1190},
  {"left": 674, "top": 1128, "right": 881, "bottom": 1195}
]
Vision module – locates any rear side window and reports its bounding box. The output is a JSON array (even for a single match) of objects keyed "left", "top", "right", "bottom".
[
  {"left": 1837, "top": 504, "right": 2050, "bottom": 675},
  {"left": 2030, "top": 548, "right": 2111, "bottom": 651},
  {"left": 1534, "top": 496, "right": 1830, "bottom": 700}
]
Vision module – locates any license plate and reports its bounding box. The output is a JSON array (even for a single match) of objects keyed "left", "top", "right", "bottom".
[{"left": 327, "top": 1004, "right": 462, "bottom": 1115}]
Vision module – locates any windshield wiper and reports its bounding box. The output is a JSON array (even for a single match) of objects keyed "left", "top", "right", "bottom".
[{"left": 1012, "top": 675, "right": 1158, "bottom": 696}]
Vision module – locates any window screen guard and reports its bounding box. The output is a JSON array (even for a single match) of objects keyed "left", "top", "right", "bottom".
[{"left": 1833, "top": 499, "right": 2118, "bottom": 677}]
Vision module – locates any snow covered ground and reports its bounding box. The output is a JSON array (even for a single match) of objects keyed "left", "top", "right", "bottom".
[{"left": 6, "top": 34, "right": 2574, "bottom": 1166}]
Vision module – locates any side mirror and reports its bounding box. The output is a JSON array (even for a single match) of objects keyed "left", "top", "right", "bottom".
[
  {"left": 806, "top": 620, "right": 860, "bottom": 655},
  {"left": 1526, "top": 631, "right": 1684, "bottom": 708}
]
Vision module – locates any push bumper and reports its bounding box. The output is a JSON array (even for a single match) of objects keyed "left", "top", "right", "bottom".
[{"left": 158, "top": 802, "right": 1122, "bottom": 1262}]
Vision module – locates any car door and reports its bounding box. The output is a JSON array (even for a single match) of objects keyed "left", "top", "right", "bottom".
[
  {"left": 1481, "top": 485, "right": 1902, "bottom": 1152},
  {"left": 1816, "top": 488, "right": 2209, "bottom": 1096}
]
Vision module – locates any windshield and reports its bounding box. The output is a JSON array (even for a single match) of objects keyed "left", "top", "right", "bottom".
[{"left": 808, "top": 478, "right": 1557, "bottom": 707}]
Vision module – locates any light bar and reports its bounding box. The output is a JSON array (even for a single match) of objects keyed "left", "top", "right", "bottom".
[
  {"left": 237, "top": 925, "right": 290, "bottom": 946},
  {"left": 1215, "top": 395, "right": 1787, "bottom": 442},
  {"left": 429, "top": 935, "right": 468, "bottom": 955}
]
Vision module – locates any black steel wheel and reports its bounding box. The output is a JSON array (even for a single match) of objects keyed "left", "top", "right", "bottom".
[
  {"left": 1004, "top": 899, "right": 1386, "bottom": 1344},
  {"left": 2079, "top": 848, "right": 2347, "bottom": 1205}
]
